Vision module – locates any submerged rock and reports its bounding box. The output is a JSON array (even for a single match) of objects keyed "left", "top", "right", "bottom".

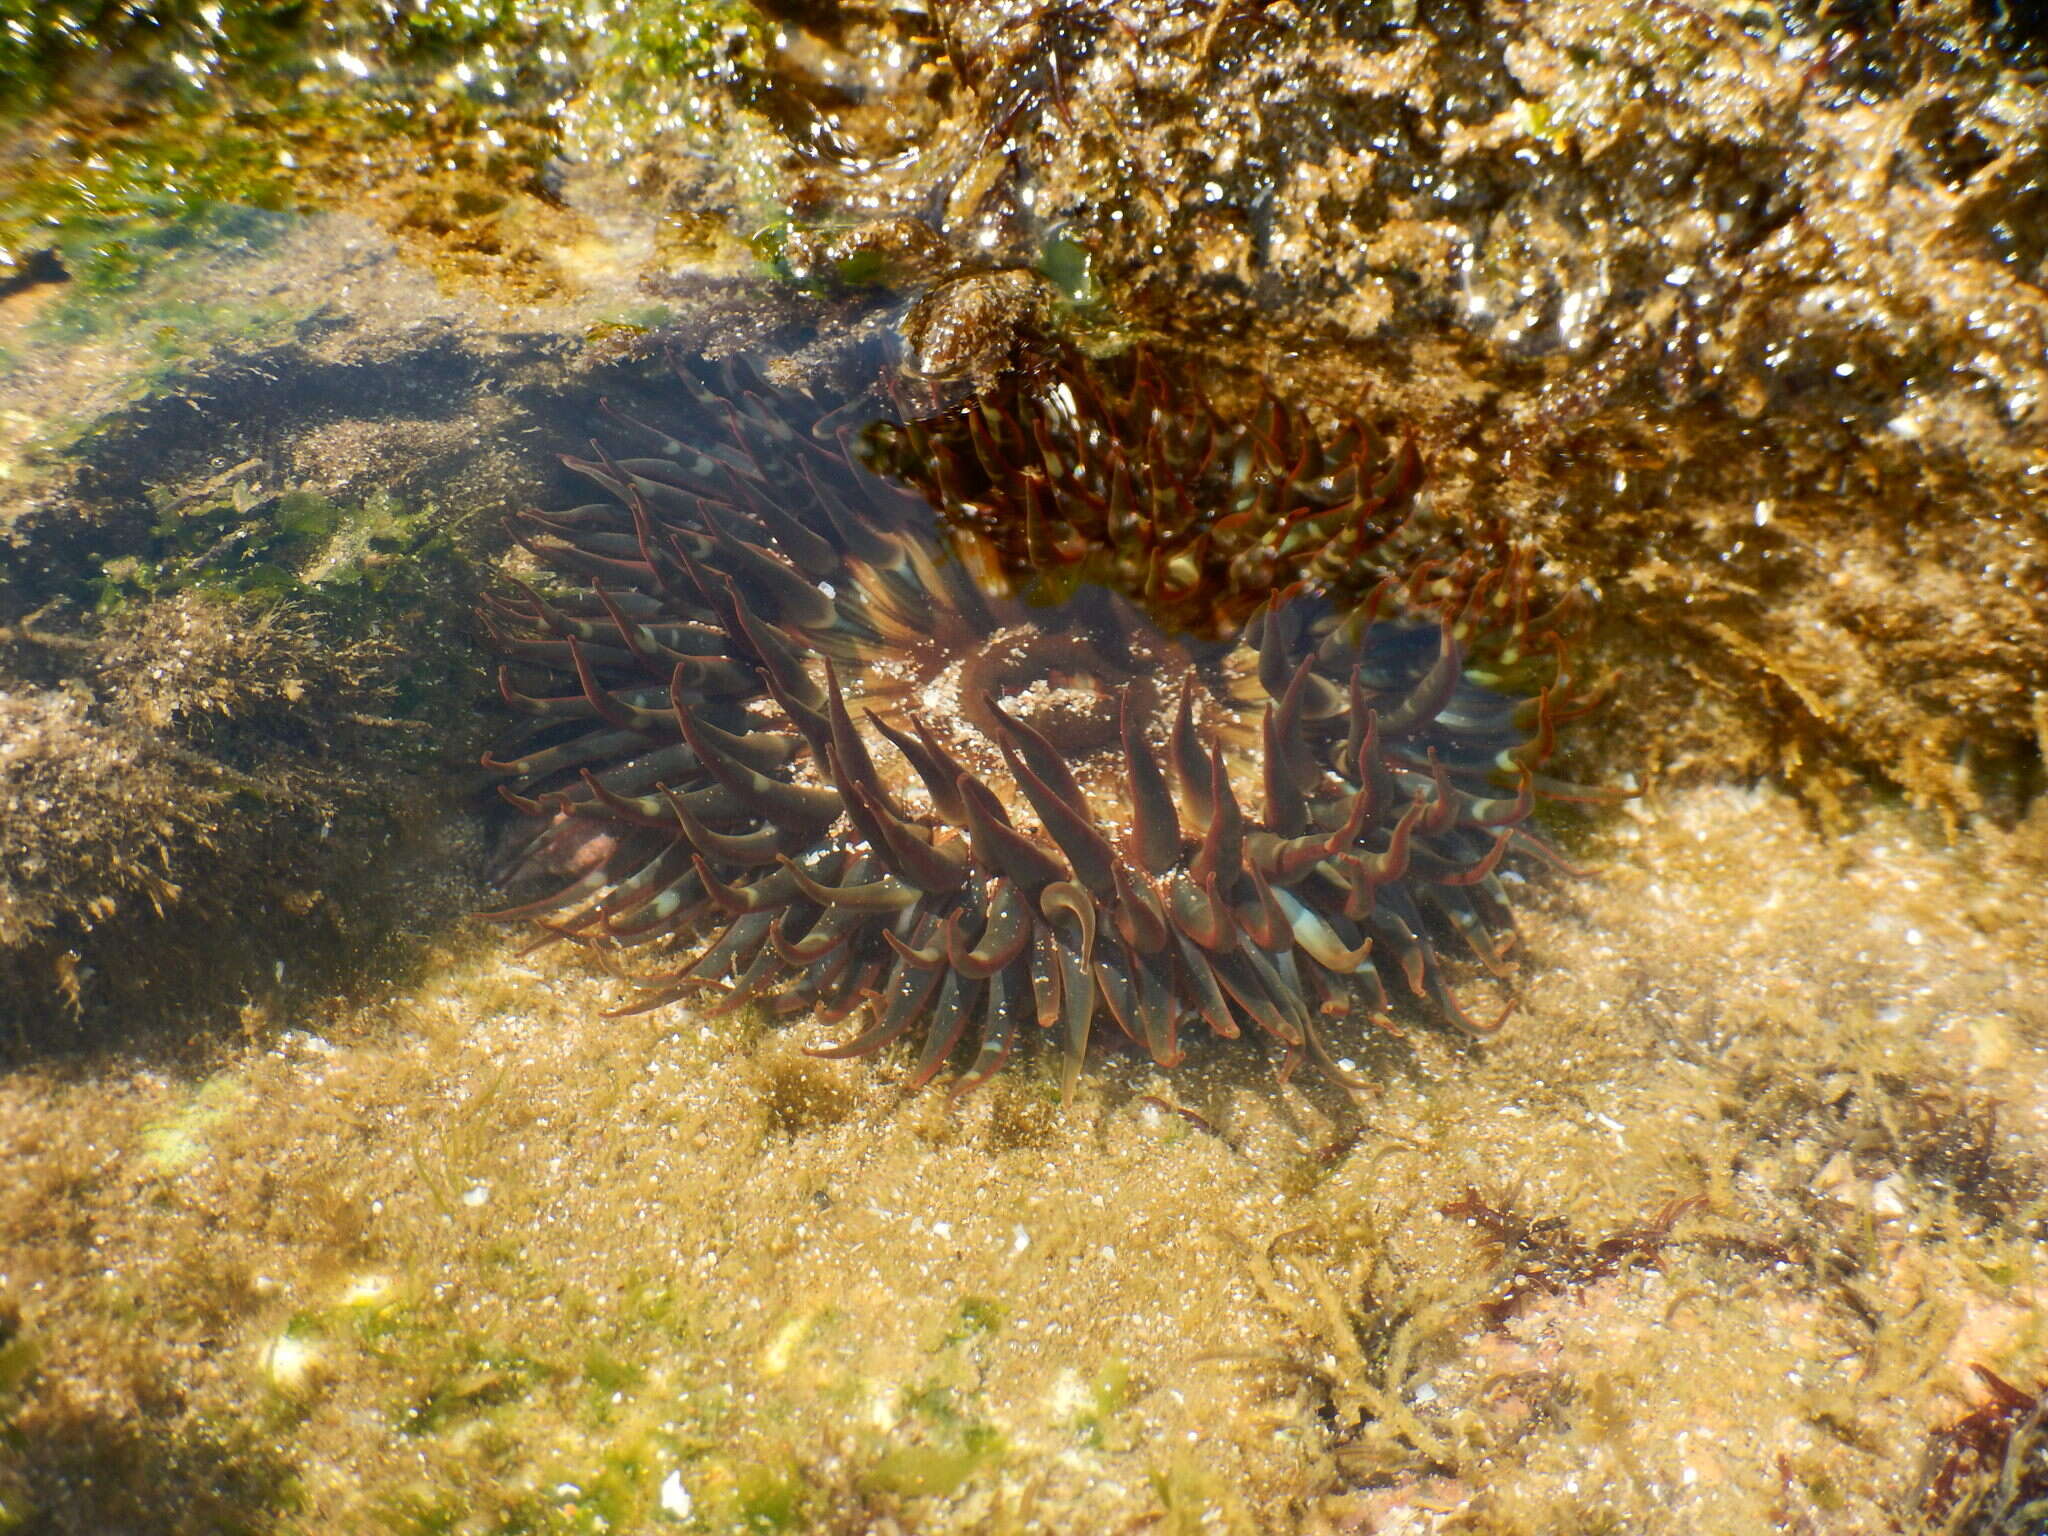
[{"left": 698, "top": 0, "right": 2048, "bottom": 814}]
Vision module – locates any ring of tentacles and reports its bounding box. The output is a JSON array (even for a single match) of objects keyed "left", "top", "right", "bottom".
[{"left": 483, "top": 357, "right": 1612, "bottom": 1097}]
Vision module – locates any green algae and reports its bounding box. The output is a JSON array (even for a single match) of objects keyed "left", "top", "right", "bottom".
[
  {"left": 0, "top": 127, "right": 297, "bottom": 282},
  {"left": 91, "top": 480, "right": 456, "bottom": 613},
  {"left": 1069, "top": 1357, "right": 1137, "bottom": 1449},
  {"left": 7, "top": 218, "right": 296, "bottom": 357},
  {"left": 937, "top": 1295, "right": 1005, "bottom": 1348},
  {"left": 395, "top": 1339, "right": 553, "bottom": 1438},
  {"left": 1, "top": 0, "right": 774, "bottom": 300},
  {"left": 859, "top": 1432, "right": 1003, "bottom": 1502},
  {"left": 137, "top": 1072, "right": 248, "bottom": 1175},
  {"left": 0, "top": 206, "right": 317, "bottom": 500},
  {"left": 0, "top": 0, "right": 744, "bottom": 132}
]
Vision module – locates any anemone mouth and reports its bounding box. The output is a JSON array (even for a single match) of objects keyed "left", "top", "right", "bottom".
[{"left": 483, "top": 352, "right": 1619, "bottom": 1098}]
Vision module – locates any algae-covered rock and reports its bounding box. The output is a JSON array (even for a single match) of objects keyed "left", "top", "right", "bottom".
[
  {"left": 653, "top": 0, "right": 2048, "bottom": 813},
  {"left": 0, "top": 586, "right": 410, "bottom": 1037},
  {"left": 984, "top": 0, "right": 2048, "bottom": 813},
  {"left": 0, "top": 222, "right": 509, "bottom": 1039}
]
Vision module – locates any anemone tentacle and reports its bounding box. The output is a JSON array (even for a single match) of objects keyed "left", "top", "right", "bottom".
[{"left": 866, "top": 347, "right": 1429, "bottom": 639}]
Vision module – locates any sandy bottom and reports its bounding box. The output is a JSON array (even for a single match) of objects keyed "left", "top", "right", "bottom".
[{"left": 3, "top": 781, "right": 2046, "bottom": 1534}]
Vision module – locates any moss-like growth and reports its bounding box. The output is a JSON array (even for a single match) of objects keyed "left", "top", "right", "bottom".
[
  {"left": 0, "top": 0, "right": 775, "bottom": 304},
  {"left": 2, "top": 774, "right": 2044, "bottom": 1532},
  {"left": 0, "top": 448, "right": 476, "bottom": 1039},
  {"left": 0, "top": 589, "right": 383, "bottom": 1029}
]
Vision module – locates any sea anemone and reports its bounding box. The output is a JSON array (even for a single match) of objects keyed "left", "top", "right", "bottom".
[
  {"left": 483, "top": 353, "right": 1611, "bottom": 1096},
  {"left": 865, "top": 346, "right": 1425, "bottom": 639}
]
